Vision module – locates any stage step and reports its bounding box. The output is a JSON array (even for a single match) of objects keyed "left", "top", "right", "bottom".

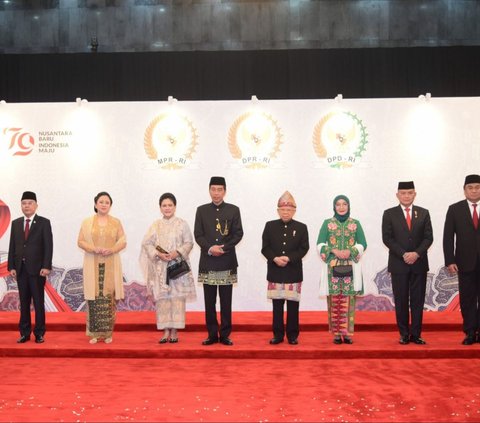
[
  {"left": 1, "top": 330, "right": 477, "bottom": 360},
  {"left": 0, "top": 311, "right": 463, "bottom": 332}
]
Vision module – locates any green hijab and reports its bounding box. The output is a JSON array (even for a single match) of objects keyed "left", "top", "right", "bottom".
[{"left": 333, "top": 194, "right": 350, "bottom": 222}]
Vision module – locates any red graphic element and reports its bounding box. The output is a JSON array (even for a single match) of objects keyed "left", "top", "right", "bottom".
[
  {"left": 0, "top": 259, "right": 8, "bottom": 278},
  {"left": 0, "top": 199, "right": 11, "bottom": 278},
  {"left": 45, "top": 281, "right": 72, "bottom": 312},
  {"left": 0, "top": 199, "right": 10, "bottom": 240},
  {"left": 445, "top": 293, "right": 460, "bottom": 311},
  {"left": 4, "top": 127, "right": 35, "bottom": 156}
]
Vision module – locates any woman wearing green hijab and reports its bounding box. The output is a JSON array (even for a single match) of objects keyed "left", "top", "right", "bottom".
[{"left": 317, "top": 195, "right": 367, "bottom": 344}]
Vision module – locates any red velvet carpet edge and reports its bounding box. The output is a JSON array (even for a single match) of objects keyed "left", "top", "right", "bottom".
[{"left": 0, "top": 311, "right": 475, "bottom": 360}]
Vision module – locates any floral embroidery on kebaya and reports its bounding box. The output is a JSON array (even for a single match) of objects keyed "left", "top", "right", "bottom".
[
  {"left": 321, "top": 217, "right": 364, "bottom": 296},
  {"left": 347, "top": 222, "right": 357, "bottom": 231},
  {"left": 327, "top": 222, "right": 337, "bottom": 230}
]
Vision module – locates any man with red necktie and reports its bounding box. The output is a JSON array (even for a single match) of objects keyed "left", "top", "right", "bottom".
[
  {"left": 382, "top": 181, "right": 433, "bottom": 345},
  {"left": 443, "top": 174, "right": 480, "bottom": 345},
  {"left": 7, "top": 191, "right": 53, "bottom": 344}
]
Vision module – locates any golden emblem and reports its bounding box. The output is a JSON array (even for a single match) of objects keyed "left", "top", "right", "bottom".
[
  {"left": 144, "top": 113, "right": 198, "bottom": 169},
  {"left": 312, "top": 111, "right": 368, "bottom": 169},
  {"left": 228, "top": 111, "right": 282, "bottom": 169}
]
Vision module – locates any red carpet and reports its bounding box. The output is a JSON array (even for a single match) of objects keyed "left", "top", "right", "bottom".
[
  {"left": 1, "top": 358, "right": 480, "bottom": 422},
  {"left": 1, "top": 311, "right": 479, "bottom": 422}
]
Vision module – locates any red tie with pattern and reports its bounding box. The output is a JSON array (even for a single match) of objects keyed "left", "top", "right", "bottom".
[
  {"left": 24, "top": 218, "right": 30, "bottom": 240},
  {"left": 473, "top": 204, "right": 479, "bottom": 230},
  {"left": 405, "top": 208, "right": 412, "bottom": 231}
]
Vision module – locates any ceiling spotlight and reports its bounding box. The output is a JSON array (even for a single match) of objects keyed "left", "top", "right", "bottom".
[
  {"left": 168, "top": 96, "right": 177, "bottom": 105},
  {"left": 0, "top": 100, "right": 6, "bottom": 105},
  {"left": 335, "top": 94, "right": 343, "bottom": 103},
  {"left": 76, "top": 98, "right": 88, "bottom": 106},
  {"left": 251, "top": 95, "right": 259, "bottom": 103}
]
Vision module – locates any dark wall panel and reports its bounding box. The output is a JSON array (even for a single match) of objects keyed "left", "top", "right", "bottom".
[{"left": 1, "top": 47, "right": 479, "bottom": 103}]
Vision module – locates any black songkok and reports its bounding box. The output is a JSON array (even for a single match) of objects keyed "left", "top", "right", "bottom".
[
  {"left": 209, "top": 176, "right": 226, "bottom": 188},
  {"left": 398, "top": 181, "right": 415, "bottom": 190},
  {"left": 21, "top": 191, "right": 37, "bottom": 202},
  {"left": 464, "top": 174, "right": 480, "bottom": 187}
]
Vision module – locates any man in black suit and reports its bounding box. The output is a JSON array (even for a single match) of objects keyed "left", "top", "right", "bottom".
[
  {"left": 261, "top": 191, "right": 309, "bottom": 345},
  {"left": 443, "top": 174, "right": 480, "bottom": 345},
  {"left": 194, "top": 177, "right": 243, "bottom": 346},
  {"left": 7, "top": 191, "right": 53, "bottom": 344},
  {"left": 382, "top": 181, "right": 433, "bottom": 345}
]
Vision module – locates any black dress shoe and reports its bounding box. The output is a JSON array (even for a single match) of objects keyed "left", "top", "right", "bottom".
[
  {"left": 220, "top": 337, "right": 233, "bottom": 346},
  {"left": 35, "top": 335, "right": 45, "bottom": 344},
  {"left": 288, "top": 338, "right": 298, "bottom": 345},
  {"left": 342, "top": 336, "right": 353, "bottom": 344},
  {"left": 410, "top": 335, "right": 426, "bottom": 345},
  {"left": 333, "top": 336, "right": 342, "bottom": 344},
  {"left": 269, "top": 337, "right": 284, "bottom": 345},
  {"left": 202, "top": 337, "right": 218, "bottom": 345},
  {"left": 399, "top": 335, "right": 410, "bottom": 345},
  {"left": 462, "top": 335, "right": 476, "bottom": 345},
  {"left": 17, "top": 335, "right": 30, "bottom": 344}
]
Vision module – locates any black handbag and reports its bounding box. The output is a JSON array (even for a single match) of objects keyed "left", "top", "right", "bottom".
[
  {"left": 332, "top": 260, "right": 353, "bottom": 278},
  {"left": 167, "top": 256, "right": 190, "bottom": 280},
  {"left": 156, "top": 245, "right": 191, "bottom": 282}
]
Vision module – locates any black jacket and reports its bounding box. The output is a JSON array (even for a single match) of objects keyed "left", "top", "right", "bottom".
[
  {"left": 261, "top": 219, "right": 309, "bottom": 283},
  {"left": 443, "top": 199, "right": 480, "bottom": 272},
  {"left": 382, "top": 205, "right": 433, "bottom": 274},
  {"left": 8, "top": 215, "right": 53, "bottom": 276},
  {"left": 194, "top": 202, "right": 243, "bottom": 272}
]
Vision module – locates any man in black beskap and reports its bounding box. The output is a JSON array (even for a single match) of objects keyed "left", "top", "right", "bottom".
[{"left": 194, "top": 177, "right": 243, "bottom": 346}]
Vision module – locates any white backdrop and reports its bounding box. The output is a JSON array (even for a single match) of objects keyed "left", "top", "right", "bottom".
[{"left": 0, "top": 97, "right": 478, "bottom": 311}]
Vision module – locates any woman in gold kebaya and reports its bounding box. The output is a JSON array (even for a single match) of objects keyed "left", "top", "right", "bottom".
[{"left": 78, "top": 192, "right": 126, "bottom": 344}]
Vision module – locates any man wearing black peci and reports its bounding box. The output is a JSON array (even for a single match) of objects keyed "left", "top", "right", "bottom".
[
  {"left": 382, "top": 181, "right": 433, "bottom": 345},
  {"left": 194, "top": 177, "right": 243, "bottom": 346},
  {"left": 8, "top": 191, "right": 53, "bottom": 344},
  {"left": 443, "top": 174, "right": 480, "bottom": 345}
]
